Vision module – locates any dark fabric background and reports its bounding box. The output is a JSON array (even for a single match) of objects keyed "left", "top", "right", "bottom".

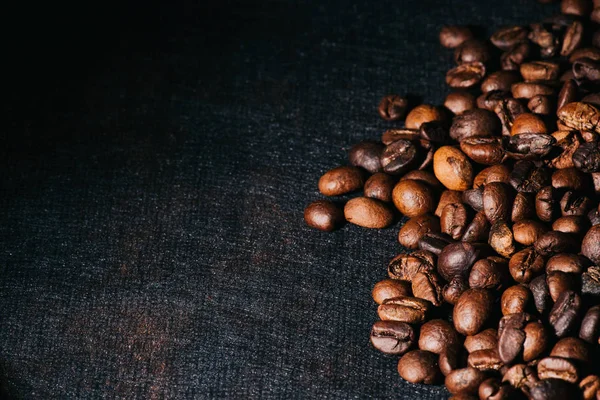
[{"left": 2, "top": 1, "right": 559, "bottom": 398}]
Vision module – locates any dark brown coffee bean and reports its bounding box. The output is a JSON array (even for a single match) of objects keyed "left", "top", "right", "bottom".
[
  {"left": 441, "top": 203, "right": 471, "bottom": 240},
  {"left": 491, "top": 26, "right": 529, "bottom": 51},
  {"left": 453, "top": 288, "right": 494, "bottom": 336},
  {"left": 461, "top": 137, "right": 505, "bottom": 165},
  {"left": 510, "top": 161, "right": 551, "bottom": 193},
  {"left": 349, "top": 141, "right": 384, "bottom": 173},
  {"left": 462, "top": 212, "right": 490, "bottom": 243},
  {"left": 587, "top": 208, "right": 600, "bottom": 226},
  {"left": 475, "top": 165, "right": 512, "bottom": 188},
  {"left": 573, "top": 143, "right": 600, "bottom": 173},
  {"left": 510, "top": 113, "right": 548, "bottom": 135},
  {"left": 529, "top": 23, "right": 559, "bottom": 58},
  {"left": 447, "top": 62, "right": 486, "bottom": 88},
  {"left": 549, "top": 130, "right": 583, "bottom": 170},
  {"left": 392, "top": 179, "right": 436, "bottom": 217},
  {"left": 372, "top": 279, "right": 412, "bottom": 304},
  {"left": 569, "top": 47, "right": 600, "bottom": 63},
  {"left": 561, "top": 0, "right": 592, "bottom": 16},
  {"left": 536, "top": 186, "right": 558, "bottom": 223},
  {"left": 580, "top": 375, "right": 600, "bottom": 400},
  {"left": 438, "top": 242, "right": 480, "bottom": 281},
  {"left": 549, "top": 290, "right": 582, "bottom": 337},
  {"left": 498, "top": 313, "right": 531, "bottom": 364},
  {"left": 501, "top": 285, "right": 532, "bottom": 315},
  {"left": 469, "top": 257, "right": 507, "bottom": 290},
  {"left": 546, "top": 253, "right": 589, "bottom": 274},
  {"left": 523, "top": 321, "right": 548, "bottom": 362},
  {"left": 502, "top": 364, "right": 539, "bottom": 391},
  {"left": 537, "top": 357, "right": 578, "bottom": 383},
  {"left": 388, "top": 250, "right": 436, "bottom": 281},
  {"left": 550, "top": 337, "right": 589, "bottom": 363},
  {"left": 520, "top": 61, "right": 561, "bottom": 82},
  {"left": 319, "top": 166, "right": 365, "bottom": 196},
  {"left": 547, "top": 270, "right": 574, "bottom": 302},
  {"left": 412, "top": 270, "right": 444, "bottom": 306},
  {"left": 477, "top": 91, "right": 512, "bottom": 112},
  {"left": 481, "top": 71, "right": 522, "bottom": 93},
  {"left": 489, "top": 220, "right": 516, "bottom": 258},
  {"left": 560, "top": 191, "right": 593, "bottom": 216},
  {"left": 573, "top": 58, "right": 600, "bottom": 81},
  {"left": 440, "top": 347, "right": 467, "bottom": 376},
  {"left": 378, "top": 95, "right": 408, "bottom": 121},
  {"left": 513, "top": 220, "right": 547, "bottom": 246},
  {"left": 405, "top": 104, "right": 446, "bottom": 130},
  {"left": 446, "top": 367, "right": 488, "bottom": 395},
  {"left": 445, "top": 91, "right": 477, "bottom": 115},
  {"left": 551, "top": 168, "right": 585, "bottom": 191},
  {"left": 370, "top": 320, "right": 415, "bottom": 355},
  {"left": 378, "top": 296, "right": 430, "bottom": 324},
  {"left": 434, "top": 146, "right": 474, "bottom": 191},
  {"left": 344, "top": 197, "right": 394, "bottom": 228},
  {"left": 534, "top": 231, "right": 579, "bottom": 256},
  {"left": 495, "top": 98, "right": 527, "bottom": 137},
  {"left": 440, "top": 25, "right": 474, "bottom": 49},
  {"left": 501, "top": 42, "right": 532, "bottom": 71},
  {"left": 528, "top": 379, "right": 575, "bottom": 400},
  {"left": 468, "top": 349, "right": 503, "bottom": 371},
  {"left": 479, "top": 378, "right": 515, "bottom": 400},
  {"left": 582, "top": 266, "right": 600, "bottom": 297},
  {"left": 441, "top": 278, "right": 468, "bottom": 308},
  {"left": 420, "top": 121, "right": 450, "bottom": 144},
  {"left": 483, "top": 183, "right": 512, "bottom": 224},
  {"left": 583, "top": 93, "right": 600, "bottom": 107},
  {"left": 530, "top": 274, "right": 551, "bottom": 314},
  {"left": 380, "top": 139, "right": 417, "bottom": 175},
  {"left": 552, "top": 215, "right": 589, "bottom": 235},
  {"left": 381, "top": 128, "right": 420, "bottom": 145},
  {"left": 557, "top": 79, "right": 579, "bottom": 111},
  {"left": 512, "top": 192, "right": 536, "bottom": 222},
  {"left": 511, "top": 82, "right": 555, "bottom": 99},
  {"left": 561, "top": 20, "right": 584, "bottom": 57},
  {"left": 398, "top": 214, "right": 440, "bottom": 249},
  {"left": 419, "top": 319, "right": 461, "bottom": 354},
  {"left": 580, "top": 305, "right": 600, "bottom": 343},
  {"left": 364, "top": 172, "right": 396, "bottom": 202},
  {"left": 582, "top": 225, "right": 600, "bottom": 264},
  {"left": 463, "top": 188, "right": 484, "bottom": 213},
  {"left": 455, "top": 39, "right": 491, "bottom": 65},
  {"left": 450, "top": 109, "right": 502, "bottom": 142},
  {"left": 558, "top": 102, "right": 600, "bottom": 134},
  {"left": 506, "top": 133, "right": 555, "bottom": 160},
  {"left": 397, "top": 349, "right": 441, "bottom": 384},
  {"left": 465, "top": 328, "right": 498, "bottom": 353},
  {"left": 528, "top": 95, "right": 554, "bottom": 115},
  {"left": 509, "top": 247, "right": 546, "bottom": 283},
  {"left": 304, "top": 200, "right": 344, "bottom": 231},
  {"left": 401, "top": 170, "right": 442, "bottom": 189},
  {"left": 419, "top": 232, "right": 456, "bottom": 255}
]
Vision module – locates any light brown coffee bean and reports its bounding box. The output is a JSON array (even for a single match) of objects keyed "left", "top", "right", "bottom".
[
  {"left": 318, "top": 166, "right": 365, "bottom": 196},
  {"left": 434, "top": 146, "right": 474, "bottom": 191},
  {"left": 372, "top": 279, "right": 412, "bottom": 304},
  {"left": 304, "top": 200, "right": 344, "bottom": 231},
  {"left": 344, "top": 197, "right": 394, "bottom": 228}
]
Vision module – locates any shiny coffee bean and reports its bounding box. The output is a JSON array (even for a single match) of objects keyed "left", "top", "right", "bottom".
[
  {"left": 443, "top": 276, "right": 469, "bottom": 305},
  {"left": 479, "top": 378, "right": 515, "bottom": 400},
  {"left": 558, "top": 102, "right": 600, "bottom": 134},
  {"left": 440, "top": 25, "right": 474, "bottom": 49},
  {"left": 557, "top": 79, "right": 578, "bottom": 111},
  {"left": 441, "top": 203, "right": 471, "bottom": 240},
  {"left": 501, "top": 41, "right": 531, "bottom": 71},
  {"left": 477, "top": 91, "right": 512, "bottom": 112},
  {"left": 495, "top": 98, "right": 527, "bottom": 137},
  {"left": 398, "top": 214, "right": 440, "bottom": 249},
  {"left": 463, "top": 187, "right": 484, "bottom": 213},
  {"left": 445, "top": 91, "right": 477, "bottom": 115},
  {"left": 510, "top": 113, "right": 548, "bottom": 135},
  {"left": 561, "top": 20, "right": 584, "bottom": 57},
  {"left": 549, "top": 290, "right": 582, "bottom": 337},
  {"left": 304, "top": 200, "right": 344, "bottom": 231},
  {"left": 405, "top": 104, "right": 446, "bottom": 130},
  {"left": 498, "top": 312, "right": 531, "bottom": 364},
  {"left": 392, "top": 179, "right": 436, "bottom": 217},
  {"left": 475, "top": 165, "right": 511, "bottom": 188},
  {"left": 420, "top": 121, "right": 450, "bottom": 144},
  {"left": 447, "top": 62, "right": 487, "bottom": 88},
  {"left": 468, "top": 348, "right": 503, "bottom": 372},
  {"left": 450, "top": 109, "right": 502, "bottom": 142},
  {"left": 560, "top": 191, "right": 593, "bottom": 216},
  {"left": 528, "top": 379, "right": 575, "bottom": 400},
  {"left": 546, "top": 253, "right": 589, "bottom": 274},
  {"left": 462, "top": 212, "right": 490, "bottom": 243},
  {"left": 453, "top": 288, "right": 494, "bottom": 336},
  {"left": 512, "top": 192, "right": 536, "bottom": 222},
  {"left": 547, "top": 270, "right": 574, "bottom": 302},
  {"left": 535, "top": 186, "right": 558, "bottom": 223},
  {"left": 550, "top": 337, "right": 589, "bottom": 364},
  {"left": 549, "top": 130, "right": 583, "bottom": 170},
  {"left": 412, "top": 270, "right": 444, "bottom": 306},
  {"left": 397, "top": 349, "right": 441, "bottom": 384},
  {"left": 364, "top": 172, "right": 396, "bottom": 202},
  {"left": 419, "top": 232, "right": 456, "bottom": 255},
  {"left": 419, "top": 319, "right": 461, "bottom": 354},
  {"left": 464, "top": 328, "right": 498, "bottom": 353},
  {"left": 388, "top": 250, "right": 435, "bottom": 281},
  {"left": 489, "top": 220, "right": 516, "bottom": 258},
  {"left": 349, "top": 141, "right": 384, "bottom": 173},
  {"left": 491, "top": 26, "right": 529, "bottom": 51},
  {"left": 434, "top": 146, "right": 474, "bottom": 191},
  {"left": 537, "top": 357, "right": 579, "bottom": 383},
  {"left": 446, "top": 367, "right": 488, "bottom": 395},
  {"left": 551, "top": 168, "right": 585, "bottom": 191},
  {"left": 483, "top": 183, "right": 512, "bottom": 224},
  {"left": 573, "top": 58, "right": 600, "bottom": 82},
  {"left": 481, "top": 71, "right": 522, "bottom": 93},
  {"left": 319, "top": 166, "right": 365, "bottom": 196},
  {"left": 523, "top": 321, "right": 548, "bottom": 362},
  {"left": 469, "top": 257, "right": 507, "bottom": 290},
  {"left": 511, "top": 82, "right": 555, "bottom": 100},
  {"left": 580, "top": 305, "right": 600, "bottom": 343},
  {"left": 438, "top": 242, "right": 480, "bottom": 281},
  {"left": 533, "top": 231, "right": 578, "bottom": 256},
  {"left": 372, "top": 279, "right": 412, "bottom": 304},
  {"left": 509, "top": 247, "right": 545, "bottom": 283},
  {"left": 530, "top": 274, "right": 551, "bottom": 314},
  {"left": 378, "top": 95, "right": 408, "bottom": 121},
  {"left": 455, "top": 39, "right": 491, "bottom": 65},
  {"left": 505, "top": 133, "right": 555, "bottom": 159},
  {"left": 401, "top": 170, "right": 442, "bottom": 189},
  {"left": 460, "top": 137, "right": 505, "bottom": 165},
  {"left": 501, "top": 285, "right": 532, "bottom": 315},
  {"left": 440, "top": 347, "right": 467, "bottom": 376},
  {"left": 380, "top": 139, "right": 418, "bottom": 175},
  {"left": 513, "top": 220, "right": 547, "bottom": 246},
  {"left": 378, "top": 296, "right": 430, "bottom": 324},
  {"left": 344, "top": 197, "right": 394, "bottom": 228},
  {"left": 582, "top": 225, "right": 600, "bottom": 264},
  {"left": 437, "top": 190, "right": 465, "bottom": 217},
  {"left": 370, "top": 320, "right": 415, "bottom": 355},
  {"left": 510, "top": 161, "right": 551, "bottom": 193},
  {"left": 502, "top": 363, "right": 539, "bottom": 392},
  {"left": 552, "top": 216, "right": 589, "bottom": 235},
  {"left": 573, "top": 143, "right": 600, "bottom": 174},
  {"left": 527, "top": 95, "right": 554, "bottom": 115},
  {"left": 381, "top": 128, "right": 420, "bottom": 145},
  {"left": 520, "top": 61, "right": 560, "bottom": 82}
]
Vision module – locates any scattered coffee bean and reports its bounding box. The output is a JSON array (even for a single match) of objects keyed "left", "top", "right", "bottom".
[
  {"left": 304, "top": 200, "right": 344, "bottom": 231},
  {"left": 440, "top": 26, "right": 474, "bottom": 49},
  {"left": 370, "top": 320, "right": 415, "bottom": 355},
  {"left": 364, "top": 172, "right": 396, "bottom": 202},
  {"left": 434, "top": 146, "right": 474, "bottom": 191},
  {"left": 397, "top": 349, "right": 441, "bottom": 384},
  {"left": 392, "top": 179, "right": 436, "bottom": 217},
  {"left": 344, "top": 197, "right": 394, "bottom": 228},
  {"left": 378, "top": 95, "right": 408, "bottom": 121},
  {"left": 445, "top": 91, "right": 477, "bottom": 115},
  {"left": 378, "top": 296, "right": 431, "bottom": 324},
  {"left": 372, "top": 279, "right": 412, "bottom": 304},
  {"left": 318, "top": 166, "right": 365, "bottom": 196}
]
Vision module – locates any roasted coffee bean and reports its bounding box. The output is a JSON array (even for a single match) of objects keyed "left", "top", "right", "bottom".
[
  {"left": 455, "top": 39, "right": 491, "bottom": 65},
  {"left": 511, "top": 82, "right": 555, "bottom": 99},
  {"left": 489, "top": 221, "right": 516, "bottom": 258},
  {"left": 587, "top": 208, "right": 600, "bottom": 226},
  {"left": 378, "top": 296, "right": 430, "bottom": 324},
  {"left": 520, "top": 61, "right": 561, "bottom": 82},
  {"left": 447, "top": 62, "right": 486, "bottom": 88},
  {"left": 443, "top": 276, "right": 469, "bottom": 305},
  {"left": 534, "top": 231, "right": 578, "bottom": 256},
  {"left": 437, "top": 190, "right": 464, "bottom": 217},
  {"left": 397, "top": 349, "right": 441, "bottom": 384},
  {"left": 512, "top": 192, "right": 536, "bottom": 222},
  {"left": 481, "top": 71, "right": 522, "bottom": 93},
  {"left": 537, "top": 357, "right": 579, "bottom": 383},
  {"left": 558, "top": 102, "right": 600, "bottom": 134},
  {"left": 483, "top": 183, "right": 513, "bottom": 224},
  {"left": 528, "top": 379, "right": 575, "bottom": 400},
  {"left": 557, "top": 79, "right": 578, "bottom": 111},
  {"left": 440, "top": 347, "right": 467, "bottom": 376},
  {"left": 378, "top": 95, "right": 408, "bottom": 121},
  {"left": 523, "top": 321, "right": 548, "bottom": 362},
  {"left": 580, "top": 375, "right": 600, "bottom": 400},
  {"left": 398, "top": 214, "right": 440, "bottom": 249},
  {"left": 560, "top": 190, "right": 593, "bottom": 216},
  {"left": 495, "top": 98, "right": 527, "bottom": 137},
  {"left": 573, "top": 58, "right": 600, "bottom": 81},
  {"left": 441, "top": 203, "right": 471, "bottom": 240},
  {"left": 349, "top": 141, "right": 384, "bottom": 173},
  {"left": 463, "top": 188, "right": 484, "bottom": 213},
  {"left": 392, "top": 179, "right": 436, "bottom": 217},
  {"left": 510, "top": 113, "right": 548, "bottom": 135},
  {"left": 438, "top": 242, "right": 480, "bottom": 281},
  {"left": 381, "top": 128, "right": 420, "bottom": 145},
  {"left": 561, "top": 20, "right": 584, "bottom": 57},
  {"left": 509, "top": 247, "right": 546, "bottom": 283},
  {"left": 446, "top": 367, "right": 488, "bottom": 395},
  {"left": 552, "top": 215, "right": 589, "bottom": 235},
  {"left": 468, "top": 348, "right": 503, "bottom": 371},
  {"left": 462, "top": 212, "right": 490, "bottom": 243},
  {"left": 401, "top": 170, "right": 442, "bottom": 189},
  {"left": 549, "top": 130, "right": 583, "bottom": 170},
  {"left": 469, "top": 257, "right": 508, "bottom": 290},
  {"left": 530, "top": 274, "right": 551, "bottom": 314},
  {"left": 582, "top": 225, "right": 600, "bottom": 264},
  {"left": 440, "top": 25, "right": 474, "bottom": 49},
  {"left": 380, "top": 139, "right": 418, "bottom": 175},
  {"left": 388, "top": 250, "right": 436, "bottom": 281},
  {"left": 491, "top": 26, "right": 529, "bottom": 51},
  {"left": 528, "top": 95, "right": 554, "bottom": 115},
  {"left": 445, "top": 91, "right": 477, "bottom": 115},
  {"left": 506, "top": 133, "right": 555, "bottom": 159},
  {"left": 412, "top": 270, "right": 444, "bottom": 306},
  {"left": 561, "top": 0, "right": 592, "bottom": 16},
  {"left": 502, "top": 363, "right": 539, "bottom": 391},
  {"left": 580, "top": 305, "right": 600, "bottom": 343},
  {"left": 319, "top": 166, "right": 365, "bottom": 196},
  {"left": 370, "top": 320, "right": 415, "bottom": 355},
  {"left": 583, "top": 93, "right": 600, "bottom": 108},
  {"left": 573, "top": 143, "right": 600, "bottom": 173},
  {"left": 549, "top": 290, "right": 582, "bottom": 337},
  {"left": 582, "top": 266, "right": 600, "bottom": 297},
  {"left": 453, "top": 288, "right": 494, "bottom": 336},
  {"left": 450, "top": 109, "right": 502, "bottom": 142},
  {"left": 501, "top": 42, "right": 531, "bottom": 71},
  {"left": 498, "top": 312, "right": 531, "bottom": 364},
  {"left": 304, "top": 200, "right": 344, "bottom": 231},
  {"left": 479, "top": 378, "right": 515, "bottom": 400},
  {"left": 501, "top": 285, "right": 532, "bottom": 315},
  {"left": 546, "top": 253, "right": 589, "bottom": 274},
  {"left": 419, "top": 319, "right": 461, "bottom": 354},
  {"left": 372, "top": 279, "right": 412, "bottom": 304},
  {"left": 405, "top": 104, "right": 446, "bottom": 130},
  {"left": 420, "top": 121, "right": 450, "bottom": 144},
  {"left": 419, "top": 232, "right": 456, "bottom": 255},
  {"left": 475, "top": 165, "right": 512, "bottom": 188},
  {"left": 477, "top": 91, "right": 512, "bottom": 112},
  {"left": 536, "top": 186, "right": 558, "bottom": 223},
  {"left": 551, "top": 168, "right": 585, "bottom": 191},
  {"left": 434, "top": 146, "right": 474, "bottom": 191},
  {"left": 547, "top": 270, "right": 574, "bottom": 302},
  {"left": 344, "top": 197, "right": 394, "bottom": 228},
  {"left": 364, "top": 172, "right": 396, "bottom": 202},
  {"left": 510, "top": 161, "right": 551, "bottom": 193},
  {"left": 569, "top": 47, "right": 600, "bottom": 63},
  {"left": 513, "top": 220, "right": 547, "bottom": 246},
  {"left": 465, "top": 328, "right": 498, "bottom": 353},
  {"left": 550, "top": 337, "right": 589, "bottom": 363},
  {"left": 460, "top": 137, "right": 505, "bottom": 165}
]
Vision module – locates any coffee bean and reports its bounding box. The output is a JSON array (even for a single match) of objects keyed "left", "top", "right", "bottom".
[
  {"left": 450, "top": 109, "right": 502, "bottom": 142},
  {"left": 550, "top": 337, "right": 589, "bottom": 363},
  {"left": 512, "top": 192, "right": 536, "bottom": 222},
  {"left": 551, "top": 168, "right": 585, "bottom": 191},
  {"left": 401, "top": 170, "right": 442, "bottom": 189},
  {"left": 491, "top": 26, "right": 529, "bottom": 51},
  {"left": 547, "top": 270, "right": 575, "bottom": 302},
  {"left": 419, "top": 319, "right": 461, "bottom": 354},
  {"left": 378, "top": 296, "right": 431, "bottom": 324},
  {"left": 552, "top": 215, "right": 589, "bottom": 235},
  {"left": 349, "top": 141, "right": 384, "bottom": 173},
  {"left": 561, "top": 0, "right": 592, "bottom": 16},
  {"left": 557, "top": 79, "right": 579, "bottom": 111},
  {"left": 582, "top": 225, "right": 600, "bottom": 264},
  {"left": 364, "top": 172, "right": 396, "bottom": 202},
  {"left": 440, "top": 347, "right": 467, "bottom": 376},
  {"left": 573, "top": 58, "right": 600, "bottom": 81},
  {"left": 445, "top": 91, "right": 477, "bottom": 115},
  {"left": 460, "top": 137, "right": 505, "bottom": 165},
  {"left": 582, "top": 266, "right": 600, "bottom": 297},
  {"left": 534, "top": 231, "right": 579, "bottom": 256},
  {"left": 547, "top": 253, "right": 589, "bottom": 274},
  {"left": 397, "top": 349, "right": 441, "bottom": 384},
  {"left": 440, "top": 25, "right": 474, "bottom": 49},
  {"left": 580, "top": 375, "right": 600, "bottom": 400},
  {"left": 528, "top": 95, "right": 554, "bottom": 115},
  {"left": 505, "top": 133, "right": 555, "bottom": 159},
  {"left": 558, "top": 102, "right": 600, "bottom": 134},
  {"left": 549, "top": 290, "right": 582, "bottom": 337},
  {"left": 443, "top": 276, "right": 469, "bottom": 305},
  {"left": 495, "top": 98, "right": 527, "bottom": 136},
  {"left": 513, "top": 220, "right": 547, "bottom": 246},
  {"left": 528, "top": 379, "right": 575, "bottom": 400},
  {"left": 503, "top": 363, "right": 539, "bottom": 392},
  {"left": 447, "top": 62, "right": 486, "bottom": 88},
  {"left": 380, "top": 139, "right": 418, "bottom": 175},
  {"left": 468, "top": 348, "right": 503, "bottom": 371},
  {"left": 523, "top": 321, "right": 548, "bottom": 362},
  {"left": 455, "top": 39, "right": 491, "bottom": 65},
  {"left": 462, "top": 212, "right": 491, "bottom": 243},
  {"left": 569, "top": 47, "right": 600, "bottom": 63},
  {"left": 372, "top": 279, "right": 412, "bottom": 304},
  {"left": 370, "top": 320, "right": 415, "bottom": 355},
  {"left": 580, "top": 305, "right": 600, "bottom": 343},
  {"left": 420, "top": 121, "right": 450, "bottom": 144},
  {"left": 412, "top": 270, "right": 444, "bottom": 306},
  {"left": 344, "top": 197, "right": 394, "bottom": 229},
  {"left": 465, "top": 328, "right": 498, "bottom": 353},
  {"left": 378, "top": 95, "right": 408, "bottom": 121},
  {"left": 483, "top": 183, "right": 513, "bottom": 224},
  {"left": 477, "top": 91, "right": 512, "bottom": 112},
  {"left": 536, "top": 186, "right": 558, "bottom": 223},
  {"left": 561, "top": 20, "right": 584, "bottom": 57},
  {"left": 479, "top": 378, "right": 515, "bottom": 400},
  {"left": 510, "top": 161, "right": 551, "bottom": 193},
  {"left": 501, "top": 42, "right": 531, "bottom": 71},
  {"left": 388, "top": 250, "right": 436, "bottom": 281},
  {"left": 438, "top": 242, "right": 480, "bottom": 281},
  {"left": 520, "top": 61, "right": 561, "bottom": 81},
  {"left": 549, "top": 130, "right": 583, "bottom": 170},
  {"left": 512, "top": 82, "right": 555, "bottom": 99},
  {"left": 381, "top": 128, "right": 420, "bottom": 145},
  {"left": 560, "top": 191, "right": 593, "bottom": 216},
  {"left": 392, "top": 179, "right": 436, "bottom": 217},
  {"left": 510, "top": 113, "right": 548, "bottom": 135},
  {"left": 453, "top": 288, "right": 494, "bottom": 336},
  {"left": 530, "top": 274, "right": 552, "bottom": 314},
  {"left": 583, "top": 93, "right": 600, "bottom": 108},
  {"left": 529, "top": 23, "right": 559, "bottom": 58},
  {"left": 304, "top": 200, "right": 344, "bottom": 231},
  {"left": 405, "top": 104, "right": 446, "bottom": 130},
  {"left": 419, "top": 232, "right": 456, "bottom": 255},
  {"left": 469, "top": 257, "right": 507, "bottom": 290},
  {"left": 588, "top": 208, "right": 600, "bottom": 226},
  {"left": 573, "top": 143, "right": 600, "bottom": 173},
  {"left": 446, "top": 367, "right": 488, "bottom": 395},
  {"left": 509, "top": 247, "right": 546, "bottom": 283},
  {"left": 537, "top": 357, "right": 579, "bottom": 383},
  {"left": 463, "top": 188, "right": 484, "bottom": 213},
  {"left": 489, "top": 221, "right": 516, "bottom": 258},
  {"left": 441, "top": 203, "right": 471, "bottom": 240},
  {"left": 501, "top": 285, "right": 532, "bottom": 315},
  {"left": 319, "top": 166, "right": 365, "bottom": 196},
  {"left": 434, "top": 146, "right": 474, "bottom": 191},
  {"left": 498, "top": 312, "right": 531, "bottom": 364},
  {"left": 481, "top": 71, "right": 522, "bottom": 93},
  {"left": 435, "top": 191, "right": 464, "bottom": 218},
  {"left": 475, "top": 165, "right": 512, "bottom": 188},
  {"left": 398, "top": 214, "right": 440, "bottom": 249}
]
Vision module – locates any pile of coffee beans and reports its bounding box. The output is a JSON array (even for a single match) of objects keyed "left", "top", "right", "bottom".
[{"left": 304, "top": 0, "right": 600, "bottom": 398}]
